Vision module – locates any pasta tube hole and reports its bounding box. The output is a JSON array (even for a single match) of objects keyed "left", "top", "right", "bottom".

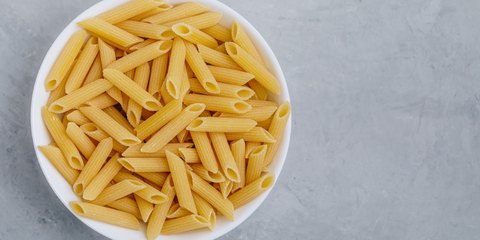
[
  {"left": 208, "top": 211, "right": 216, "bottom": 229},
  {"left": 226, "top": 43, "right": 237, "bottom": 56},
  {"left": 261, "top": 174, "right": 275, "bottom": 189},
  {"left": 161, "top": 30, "right": 176, "bottom": 39},
  {"left": 187, "top": 103, "right": 206, "bottom": 112},
  {"left": 167, "top": 204, "right": 180, "bottom": 215},
  {"left": 207, "top": 171, "right": 224, "bottom": 182},
  {"left": 226, "top": 168, "right": 239, "bottom": 182},
  {"left": 128, "top": 180, "right": 145, "bottom": 187},
  {"left": 82, "top": 124, "right": 98, "bottom": 132},
  {"left": 205, "top": 82, "right": 220, "bottom": 93},
  {"left": 46, "top": 80, "right": 57, "bottom": 90},
  {"left": 233, "top": 102, "right": 251, "bottom": 113},
  {"left": 251, "top": 145, "right": 267, "bottom": 155},
  {"left": 127, "top": 112, "right": 139, "bottom": 127},
  {"left": 237, "top": 89, "right": 254, "bottom": 99},
  {"left": 159, "top": 40, "right": 173, "bottom": 51},
  {"left": 159, "top": 3, "right": 171, "bottom": 9},
  {"left": 73, "top": 183, "right": 84, "bottom": 195},
  {"left": 145, "top": 101, "right": 161, "bottom": 110},
  {"left": 186, "top": 171, "right": 193, "bottom": 187},
  {"left": 70, "top": 202, "right": 85, "bottom": 214},
  {"left": 277, "top": 102, "right": 291, "bottom": 118},
  {"left": 118, "top": 159, "right": 135, "bottom": 172},
  {"left": 232, "top": 21, "right": 238, "bottom": 40},
  {"left": 188, "top": 119, "right": 204, "bottom": 129},
  {"left": 121, "top": 139, "right": 141, "bottom": 145},
  {"left": 167, "top": 81, "right": 178, "bottom": 98},
  {"left": 172, "top": 24, "right": 191, "bottom": 35},
  {"left": 71, "top": 157, "right": 83, "bottom": 169},
  {"left": 151, "top": 195, "right": 167, "bottom": 203},
  {"left": 194, "top": 215, "right": 209, "bottom": 224}
]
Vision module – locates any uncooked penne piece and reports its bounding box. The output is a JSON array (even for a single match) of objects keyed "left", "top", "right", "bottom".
[
  {"left": 107, "top": 40, "right": 172, "bottom": 73},
  {"left": 66, "top": 110, "right": 91, "bottom": 128},
  {"left": 216, "top": 43, "right": 227, "bottom": 54},
  {"left": 230, "top": 139, "right": 246, "bottom": 192},
  {"left": 65, "top": 37, "right": 99, "bottom": 94},
  {"left": 188, "top": 78, "right": 254, "bottom": 100},
  {"left": 197, "top": 44, "right": 243, "bottom": 71},
  {"left": 66, "top": 122, "right": 96, "bottom": 159},
  {"left": 80, "top": 123, "right": 128, "bottom": 153},
  {"left": 187, "top": 117, "right": 256, "bottom": 132},
  {"left": 225, "top": 42, "right": 281, "bottom": 94},
  {"left": 186, "top": 171, "right": 234, "bottom": 221},
  {"left": 129, "top": 3, "right": 173, "bottom": 21},
  {"left": 80, "top": 106, "right": 141, "bottom": 146},
  {"left": 246, "top": 99, "right": 279, "bottom": 107},
  {"left": 202, "top": 24, "right": 233, "bottom": 42},
  {"left": 103, "top": 69, "right": 162, "bottom": 111},
  {"left": 220, "top": 105, "right": 277, "bottom": 122},
  {"left": 116, "top": 20, "right": 176, "bottom": 40},
  {"left": 228, "top": 172, "right": 275, "bottom": 209},
  {"left": 207, "top": 65, "right": 254, "bottom": 85},
  {"left": 225, "top": 127, "right": 276, "bottom": 143},
  {"left": 142, "top": 103, "right": 205, "bottom": 153},
  {"left": 113, "top": 172, "right": 168, "bottom": 204},
  {"left": 184, "top": 94, "right": 251, "bottom": 114},
  {"left": 256, "top": 116, "right": 273, "bottom": 130},
  {"left": 172, "top": 23, "right": 218, "bottom": 49},
  {"left": 263, "top": 101, "right": 291, "bottom": 168},
  {"left": 122, "top": 143, "right": 193, "bottom": 158},
  {"left": 69, "top": 201, "right": 140, "bottom": 230},
  {"left": 97, "top": 0, "right": 163, "bottom": 25},
  {"left": 118, "top": 158, "right": 169, "bottom": 172},
  {"left": 89, "top": 179, "right": 146, "bottom": 206},
  {"left": 190, "top": 131, "right": 218, "bottom": 173},
  {"left": 178, "top": 148, "right": 200, "bottom": 163},
  {"left": 147, "top": 175, "right": 175, "bottom": 240},
  {"left": 46, "top": 59, "right": 75, "bottom": 106},
  {"left": 245, "top": 141, "right": 261, "bottom": 158},
  {"left": 98, "top": 38, "right": 116, "bottom": 69},
  {"left": 163, "top": 11, "right": 222, "bottom": 29},
  {"left": 45, "top": 31, "right": 85, "bottom": 91},
  {"left": 41, "top": 106, "right": 83, "bottom": 170},
  {"left": 134, "top": 98, "right": 182, "bottom": 141},
  {"left": 166, "top": 151, "right": 197, "bottom": 214},
  {"left": 103, "top": 106, "right": 134, "bottom": 134},
  {"left": 78, "top": 17, "right": 144, "bottom": 47},
  {"left": 82, "top": 55, "right": 103, "bottom": 87},
  {"left": 134, "top": 194, "right": 154, "bottom": 222},
  {"left": 220, "top": 180, "right": 233, "bottom": 199},
  {"left": 38, "top": 145, "right": 79, "bottom": 186},
  {"left": 167, "top": 203, "right": 191, "bottom": 219},
  {"left": 83, "top": 153, "right": 123, "bottom": 200},
  {"left": 129, "top": 39, "right": 158, "bottom": 52},
  {"left": 127, "top": 63, "right": 151, "bottom": 127},
  {"left": 248, "top": 79, "right": 268, "bottom": 101},
  {"left": 232, "top": 20, "right": 266, "bottom": 67},
  {"left": 143, "top": 2, "right": 208, "bottom": 25},
  {"left": 161, "top": 215, "right": 210, "bottom": 235},
  {"left": 83, "top": 92, "right": 118, "bottom": 109},
  {"left": 137, "top": 172, "right": 168, "bottom": 187},
  {"left": 165, "top": 37, "right": 186, "bottom": 99},
  {"left": 189, "top": 163, "right": 225, "bottom": 183},
  {"left": 209, "top": 132, "right": 240, "bottom": 183},
  {"left": 245, "top": 145, "right": 267, "bottom": 185},
  {"left": 148, "top": 53, "right": 169, "bottom": 99},
  {"left": 192, "top": 192, "right": 216, "bottom": 231},
  {"left": 107, "top": 197, "right": 143, "bottom": 220},
  {"left": 184, "top": 42, "right": 220, "bottom": 94}
]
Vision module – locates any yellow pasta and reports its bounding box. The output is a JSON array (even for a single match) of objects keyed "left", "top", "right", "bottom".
[
  {"left": 122, "top": 142, "right": 193, "bottom": 158},
  {"left": 107, "top": 197, "right": 143, "bottom": 220},
  {"left": 232, "top": 20, "right": 266, "bottom": 67},
  {"left": 38, "top": 145, "right": 79, "bottom": 186},
  {"left": 186, "top": 171, "right": 234, "bottom": 221},
  {"left": 163, "top": 11, "right": 222, "bottom": 29},
  {"left": 103, "top": 106, "right": 134, "bottom": 134},
  {"left": 228, "top": 172, "right": 275, "bottom": 209},
  {"left": 113, "top": 172, "right": 168, "bottom": 204},
  {"left": 46, "top": 59, "right": 75, "bottom": 106},
  {"left": 166, "top": 150, "right": 197, "bottom": 214},
  {"left": 107, "top": 40, "right": 171, "bottom": 73},
  {"left": 190, "top": 132, "right": 218, "bottom": 173},
  {"left": 65, "top": 37, "right": 99, "bottom": 94},
  {"left": 215, "top": 43, "right": 227, "bottom": 54},
  {"left": 129, "top": 3, "right": 173, "bottom": 21},
  {"left": 219, "top": 180, "right": 233, "bottom": 199},
  {"left": 70, "top": 201, "right": 140, "bottom": 230},
  {"left": 246, "top": 99, "right": 278, "bottom": 107},
  {"left": 66, "top": 122, "right": 96, "bottom": 159},
  {"left": 134, "top": 98, "right": 182, "bottom": 141},
  {"left": 134, "top": 194, "right": 154, "bottom": 222},
  {"left": 189, "top": 163, "right": 225, "bottom": 183},
  {"left": 66, "top": 110, "right": 90, "bottom": 126},
  {"left": 97, "top": 0, "right": 164, "bottom": 25},
  {"left": 143, "top": 2, "right": 209, "bottom": 25},
  {"left": 78, "top": 17, "right": 144, "bottom": 47},
  {"left": 224, "top": 126, "right": 276, "bottom": 144},
  {"left": 127, "top": 63, "right": 151, "bottom": 127},
  {"left": 209, "top": 132, "right": 240, "bottom": 182},
  {"left": 80, "top": 123, "right": 128, "bottom": 153},
  {"left": 167, "top": 203, "right": 191, "bottom": 219},
  {"left": 230, "top": 139, "right": 246, "bottom": 192},
  {"left": 188, "top": 78, "right": 254, "bottom": 100},
  {"left": 41, "top": 106, "right": 83, "bottom": 170},
  {"left": 98, "top": 38, "right": 116, "bottom": 70},
  {"left": 137, "top": 172, "right": 168, "bottom": 187},
  {"left": 129, "top": 39, "right": 158, "bottom": 52},
  {"left": 148, "top": 53, "right": 169, "bottom": 100},
  {"left": 118, "top": 157, "right": 169, "bottom": 172},
  {"left": 192, "top": 192, "right": 216, "bottom": 231},
  {"left": 82, "top": 93, "right": 118, "bottom": 109},
  {"left": 83, "top": 153, "right": 123, "bottom": 200},
  {"left": 160, "top": 78, "right": 175, "bottom": 104},
  {"left": 184, "top": 42, "right": 220, "bottom": 94},
  {"left": 80, "top": 106, "right": 141, "bottom": 146},
  {"left": 202, "top": 24, "right": 233, "bottom": 42},
  {"left": 248, "top": 79, "right": 268, "bottom": 101},
  {"left": 256, "top": 116, "right": 273, "bottom": 130},
  {"left": 89, "top": 179, "right": 146, "bottom": 206},
  {"left": 165, "top": 37, "right": 186, "bottom": 99},
  {"left": 207, "top": 65, "right": 254, "bottom": 85},
  {"left": 245, "top": 141, "right": 261, "bottom": 158},
  {"left": 172, "top": 23, "right": 218, "bottom": 49},
  {"left": 178, "top": 148, "right": 200, "bottom": 163},
  {"left": 220, "top": 105, "right": 277, "bottom": 122},
  {"left": 184, "top": 94, "right": 251, "bottom": 114},
  {"left": 82, "top": 55, "right": 103, "bottom": 87},
  {"left": 197, "top": 44, "right": 243, "bottom": 71},
  {"left": 45, "top": 30, "right": 85, "bottom": 91},
  {"left": 263, "top": 101, "right": 291, "bottom": 168},
  {"left": 245, "top": 145, "right": 267, "bottom": 185},
  {"left": 116, "top": 20, "right": 176, "bottom": 40},
  {"left": 225, "top": 42, "right": 281, "bottom": 94},
  {"left": 161, "top": 215, "right": 210, "bottom": 235},
  {"left": 142, "top": 103, "right": 205, "bottom": 153},
  {"left": 187, "top": 117, "right": 256, "bottom": 132},
  {"left": 103, "top": 69, "right": 162, "bottom": 112},
  {"left": 147, "top": 175, "right": 175, "bottom": 240}
]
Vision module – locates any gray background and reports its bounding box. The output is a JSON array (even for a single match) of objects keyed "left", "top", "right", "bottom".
[{"left": 1, "top": 0, "right": 480, "bottom": 239}]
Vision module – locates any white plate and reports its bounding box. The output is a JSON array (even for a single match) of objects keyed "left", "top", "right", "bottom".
[{"left": 30, "top": 0, "right": 291, "bottom": 239}]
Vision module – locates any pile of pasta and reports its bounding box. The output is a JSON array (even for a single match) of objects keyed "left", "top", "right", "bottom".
[{"left": 39, "top": 0, "right": 291, "bottom": 239}]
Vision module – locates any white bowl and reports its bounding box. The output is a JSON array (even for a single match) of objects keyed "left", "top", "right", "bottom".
[{"left": 30, "top": 0, "right": 291, "bottom": 239}]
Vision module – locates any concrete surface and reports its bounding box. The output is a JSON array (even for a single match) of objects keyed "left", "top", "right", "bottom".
[{"left": 1, "top": 0, "right": 480, "bottom": 239}]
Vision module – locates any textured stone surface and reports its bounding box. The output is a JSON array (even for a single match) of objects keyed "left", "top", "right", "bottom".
[{"left": 2, "top": 0, "right": 480, "bottom": 239}]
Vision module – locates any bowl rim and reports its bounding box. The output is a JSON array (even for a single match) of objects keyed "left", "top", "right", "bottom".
[{"left": 30, "top": 0, "right": 292, "bottom": 239}]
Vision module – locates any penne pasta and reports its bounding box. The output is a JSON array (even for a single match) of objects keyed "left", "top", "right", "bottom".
[
  {"left": 38, "top": 145, "right": 79, "bottom": 186},
  {"left": 197, "top": 44, "right": 243, "bottom": 71},
  {"left": 219, "top": 180, "right": 233, "bottom": 199},
  {"left": 143, "top": 2, "right": 209, "bottom": 25},
  {"left": 192, "top": 192, "right": 216, "bottom": 231},
  {"left": 220, "top": 105, "right": 277, "bottom": 122},
  {"left": 263, "top": 101, "right": 291, "bottom": 168},
  {"left": 209, "top": 132, "right": 240, "bottom": 182},
  {"left": 216, "top": 43, "right": 227, "bottom": 54},
  {"left": 65, "top": 37, "right": 99, "bottom": 94},
  {"left": 134, "top": 98, "right": 182, "bottom": 141},
  {"left": 97, "top": 0, "right": 164, "bottom": 25},
  {"left": 225, "top": 127, "right": 276, "bottom": 143},
  {"left": 134, "top": 194, "right": 154, "bottom": 222},
  {"left": 83, "top": 92, "right": 118, "bottom": 109},
  {"left": 160, "top": 215, "right": 210, "bottom": 235},
  {"left": 248, "top": 79, "right": 268, "bottom": 101},
  {"left": 142, "top": 103, "right": 205, "bottom": 153},
  {"left": 246, "top": 99, "right": 279, "bottom": 107},
  {"left": 245, "top": 145, "right": 267, "bottom": 185},
  {"left": 127, "top": 62, "right": 151, "bottom": 127},
  {"left": 163, "top": 11, "right": 222, "bottom": 30},
  {"left": 202, "top": 24, "right": 233, "bottom": 42},
  {"left": 189, "top": 163, "right": 225, "bottom": 183},
  {"left": 190, "top": 131, "right": 218, "bottom": 173},
  {"left": 230, "top": 139, "right": 246, "bottom": 192},
  {"left": 103, "top": 106, "right": 134, "bottom": 134},
  {"left": 116, "top": 20, "right": 176, "bottom": 40},
  {"left": 188, "top": 78, "right": 254, "bottom": 100},
  {"left": 167, "top": 203, "right": 191, "bottom": 219},
  {"left": 187, "top": 117, "right": 256, "bottom": 132},
  {"left": 129, "top": 39, "right": 158, "bottom": 52},
  {"left": 113, "top": 172, "right": 168, "bottom": 204},
  {"left": 122, "top": 142, "right": 193, "bottom": 158},
  {"left": 46, "top": 59, "right": 75, "bottom": 106},
  {"left": 165, "top": 37, "right": 186, "bottom": 99},
  {"left": 66, "top": 110, "right": 91, "bottom": 128},
  {"left": 256, "top": 116, "right": 273, "bottom": 130},
  {"left": 107, "top": 197, "right": 143, "bottom": 220},
  {"left": 184, "top": 94, "right": 251, "bottom": 114},
  {"left": 166, "top": 151, "right": 197, "bottom": 214},
  {"left": 118, "top": 157, "right": 170, "bottom": 172},
  {"left": 228, "top": 172, "right": 275, "bottom": 209},
  {"left": 232, "top": 20, "right": 266, "bottom": 67},
  {"left": 148, "top": 53, "right": 169, "bottom": 100},
  {"left": 206, "top": 65, "right": 254, "bottom": 85},
  {"left": 136, "top": 172, "right": 168, "bottom": 187},
  {"left": 178, "top": 148, "right": 200, "bottom": 163},
  {"left": 70, "top": 201, "right": 140, "bottom": 230},
  {"left": 98, "top": 38, "right": 116, "bottom": 70},
  {"left": 89, "top": 179, "right": 146, "bottom": 206},
  {"left": 129, "top": 3, "right": 173, "bottom": 21},
  {"left": 45, "top": 31, "right": 86, "bottom": 91},
  {"left": 41, "top": 106, "right": 83, "bottom": 170},
  {"left": 172, "top": 23, "right": 218, "bottom": 49},
  {"left": 66, "top": 122, "right": 96, "bottom": 159},
  {"left": 80, "top": 123, "right": 128, "bottom": 153},
  {"left": 245, "top": 141, "right": 261, "bottom": 158},
  {"left": 78, "top": 17, "right": 144, "bottom": 47},
  {"left": 83, "top": 153, "right": 123, "bottom": 200},
  {"left": 82, "top": 55, "right": 103, "bottom": 87},
  {"left": 147, "top": 175, "right": 175, "bottom": 240},
  {"left": 184, "top": 41, "right": 220, "bottom": 94}
]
